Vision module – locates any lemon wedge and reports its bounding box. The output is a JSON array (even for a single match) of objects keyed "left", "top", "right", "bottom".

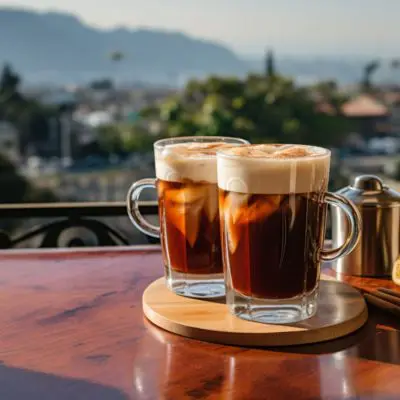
[{"left": 392, "top": 257, "right": 400, "bottom": 286}]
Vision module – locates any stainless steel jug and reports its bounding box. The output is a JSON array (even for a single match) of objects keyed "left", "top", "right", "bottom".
[{"left": 331, "top": 175, "right": 400, "bottom": 277}]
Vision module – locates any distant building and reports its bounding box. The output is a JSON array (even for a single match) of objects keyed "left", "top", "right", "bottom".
[
  {"left": 0, "top": 121, "right": 20, "bottom": 164},
  {"left": 341, "top": 95, "right": 390, "bottom": 137},
  {"left": 377, "top": 91, "right": 400, "bottom": 135},
  {"left": 379, "top": 90, "right": 400, "bottom": 107},
  {"left": 390, "top": 100, "right": 400, "bottom": 135},
  {"left": 76, "top": 110, "right": 114, "bottom": 128},
  {"left": 39, "top": 89, "right": 78, "bottom": 109}
]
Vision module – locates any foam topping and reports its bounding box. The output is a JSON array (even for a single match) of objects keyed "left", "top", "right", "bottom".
[
  {"left": 155, "top": 142, "right": 241, "bottom": 183},
  {"left": 217, "top": 144, "right": 330, "bottom": 194}
]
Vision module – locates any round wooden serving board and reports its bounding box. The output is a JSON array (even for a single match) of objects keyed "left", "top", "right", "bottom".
[{"left": 143, "top": 277, "right": 368, "bottom": 347}]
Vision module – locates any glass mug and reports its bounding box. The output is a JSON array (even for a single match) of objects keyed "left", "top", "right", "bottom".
[
  {"left": 217, "top": 144, "right": 361, "bottom": 324},
  {"left": 127, "top": 136, "right": 249, "bottom": 298}
]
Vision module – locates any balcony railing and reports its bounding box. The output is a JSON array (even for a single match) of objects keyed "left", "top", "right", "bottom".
[
  {"left": 0, "top": 200, "right": 334, "bottom": 249},
  {"left": 0, "top": 201, "right": 159, "bottom": 249}
]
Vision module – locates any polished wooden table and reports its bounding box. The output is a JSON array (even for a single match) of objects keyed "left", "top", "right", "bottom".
[{"left": 1, "top": 247, "right": 400, "bottom": 400}]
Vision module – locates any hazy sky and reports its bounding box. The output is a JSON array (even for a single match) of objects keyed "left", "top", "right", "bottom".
[{"left": 0, "top": 0, "right": 399, "bottom": 56}]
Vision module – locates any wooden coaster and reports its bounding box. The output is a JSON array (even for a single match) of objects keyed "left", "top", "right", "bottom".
[{"left": 143, "top": 277, "right": 368, "bottom": 347}]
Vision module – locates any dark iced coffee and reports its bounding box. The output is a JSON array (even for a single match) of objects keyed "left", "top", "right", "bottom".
[
  {"left": 153, "top": 139, "right": 248, "bottom": 297},
  {"left": 219, "top": 190, "right": 327, "bottom": 299},
  {"left": 157, "top": 179, "right": 222, "bottom": 275},
  {"left": 217, "top": 144, "right": 332, "bottom": 323}
]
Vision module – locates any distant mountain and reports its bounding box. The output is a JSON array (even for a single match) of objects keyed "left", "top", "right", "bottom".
[
  {"left": 0, "top": 8, "right": 248, "bottom": 85},
  {"left": 247, "top": 55, "right": 400, "bottom": 86},
  {"left": 0, "top": 7, "right": 394, "bottom": 87}
]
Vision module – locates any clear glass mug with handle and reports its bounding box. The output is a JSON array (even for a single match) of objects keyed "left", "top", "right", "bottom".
[
  {"left": 126, "top": 136, "right": 249, "bottom": 298},
  {"left": 217, "top": 144, "right": 361, "bottom": 324}
]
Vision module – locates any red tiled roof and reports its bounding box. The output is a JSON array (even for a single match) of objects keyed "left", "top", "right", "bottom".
[
  {"left": 342, "top": 95, "right": 389, "bottom": 117},
  {"left": 315, "top": 101, "right": 335, "bottom": 115}
]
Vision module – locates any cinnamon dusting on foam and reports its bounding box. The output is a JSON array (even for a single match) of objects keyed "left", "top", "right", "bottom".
[
  {"left": 227, "top": 144, "right": 287, "bottom": 158},
  {"left": 166, "top": 142, "right": 237, "bottom": 157},
  {"left": 222, "top": 144, "right": 325, "bottom": 159},
  {"left": 155, "top": 142, "right": 243, "bottom": 183},
  {"left": 217, "top": 144, "right": 330, "bottom": 195}
]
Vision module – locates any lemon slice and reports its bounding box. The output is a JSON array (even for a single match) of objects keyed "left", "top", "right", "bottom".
[{"left": 392, "top": 257, "right": 400, "bottom": 286}]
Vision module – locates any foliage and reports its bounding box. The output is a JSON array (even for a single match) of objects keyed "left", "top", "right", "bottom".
[
  {"left": 265, "top": 50, "right": 276, "bottom": 78},
  {"left": 122, "top": 128, "right": 155, "bottom": 152},
  {"left": 97, "top": 123, "right": 156, "bottom": 154},
  {"left": 0, "top": 63, "right": 58, "bottom": 154},
  {"left": 0, "top": 152, "right": 57, "bottom": 232},
  {"left": 0, "top": 155, "right": 56, "bottom": 202},
  {"left": 0, "top": 64, "right": 57, "bottom": 207},
  {"left": 361, "top": 60, "right": 380, "bottom": 92},
  {"left": 109, "top": 51, "right": 124, "bottom": 63},
  {"left": 90, "top": 78, "right": 114, "bottom": 91},
  {"left": 97, "top": 125, "right": 124, "bottom": 153},
  {"left": 0, "top": 64, "right": 26, "bottom": 121},
  {"left": 140, "top": 74, "right": 353, "bottom": 148},
  {"left": 391, "top": 59, "right": 400, "bottom": 69}
]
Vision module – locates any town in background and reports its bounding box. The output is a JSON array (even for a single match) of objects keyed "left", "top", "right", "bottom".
[{"left": 1, "top": 6, "right": 400, "bottom": 247}]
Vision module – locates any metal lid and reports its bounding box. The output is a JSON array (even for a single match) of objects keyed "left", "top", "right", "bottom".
[{"left": 336, "top": 175, "right": 400, "bottom": 208}]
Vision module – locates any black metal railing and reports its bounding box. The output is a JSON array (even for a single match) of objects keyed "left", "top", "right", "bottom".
[{"left": 0, "top": 201, "right": 159, "bottom": 249}]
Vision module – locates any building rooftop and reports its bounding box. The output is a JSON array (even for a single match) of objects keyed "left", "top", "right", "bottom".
[{"left": 342, "top": 94, "right": 389, "bottom": 118}]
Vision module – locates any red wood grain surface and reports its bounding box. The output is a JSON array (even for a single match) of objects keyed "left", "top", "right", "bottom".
[{"left": 0, "top": 247, "right": 399, "bottom": 400}]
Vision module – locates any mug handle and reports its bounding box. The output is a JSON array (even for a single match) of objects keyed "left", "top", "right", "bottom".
[
  {"left": 126, "top": 178, "right": 160, "bottom": 239},
  {"left": 321, "top": 192, "right": 361, "bottom": 262}
]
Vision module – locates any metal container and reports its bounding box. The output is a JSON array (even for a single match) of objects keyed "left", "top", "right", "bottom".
[{"left": 332, "top": 175, "right": 400, "bottom": 277}]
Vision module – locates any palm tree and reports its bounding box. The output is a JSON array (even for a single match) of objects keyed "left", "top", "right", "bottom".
[
  {"left": 391, "top": 59, "right": 400, "bottom": 69},
  {"left": 361, "top": 60, "right": 380, "bottom": 92},
  {"left": 391, "top": 59, "right": 400, "bottom": 86},
  {"left": 108, "top": 51, "right": 125, "bottom": 120},
  {"left": 265, "top": 49, "right": 276, "bottom": 78},
  {"left": 109, "top": 51, "right": 124, "bottom": 63},
  {"left": 108, "top": 51, "right": 125, "bottom": 86}
]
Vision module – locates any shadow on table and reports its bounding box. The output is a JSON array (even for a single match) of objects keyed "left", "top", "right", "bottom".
[
  {"left": 144, "top": 300, "right": 400, "bottom": 367},
  {"left": 0, "top": 364, "right": 128, "bottom": 400},
  {"left": 265, "top": 307, "right": 400, "bottom": 366}
]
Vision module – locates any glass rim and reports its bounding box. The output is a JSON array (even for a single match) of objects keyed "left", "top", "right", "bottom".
[
  {"left": 216, "top": 143, "right": 331, "bottom": 161},
  {"left": 154, "top": 136, "right": 249, "bottom": 149}
]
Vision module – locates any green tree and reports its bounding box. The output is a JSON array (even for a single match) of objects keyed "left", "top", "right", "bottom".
[
  {"left": 0, "top": 153, "right": 57, "bottom": 231},
  {"left": 0, "top": 64, "right": 25, "bottom": 121},
  {"left": 0, "top": 63, "right": 58, "bottom": 155},
  {"left": 361, "top": 60, "right": 380, "bottom": 92},
  {"left": 109, "top": 51, "right": 125, "bottom": 82},
  {"left": 90, "top": 78, "right": 114, "bottom": 91},
  {"left": 391, "top": 59, "right": 400, "bottom": 69},
  {"left": 97, "top": 124, "right": 124, "bottom": 153},
  {"left": 122, "top": 128, "right": 155, "bottom": 152},
  {"left": 0, "top": 64, "right": 20, "bottom": 94},
  {"left": 391, "top": 59, "right": 400, "bottom": 84},
  {"left": 265, "top": 50, "right": 276, "bottom": 78},
  {"left": 97, "top": 123, "right": 156, "bottom": 154},
  {"left": 0, "top": 64, "right": 57, "bottom": 209},
  {"left": 141, "top": 74, "right": 353, "bottom": 148},
  {"left": 109, "top": 51, "right": 124, "bottom": 63}
]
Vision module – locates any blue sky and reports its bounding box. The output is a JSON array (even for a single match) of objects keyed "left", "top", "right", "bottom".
[{"left": 0, "top": 0, "right": 399, "bottom": 57}]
